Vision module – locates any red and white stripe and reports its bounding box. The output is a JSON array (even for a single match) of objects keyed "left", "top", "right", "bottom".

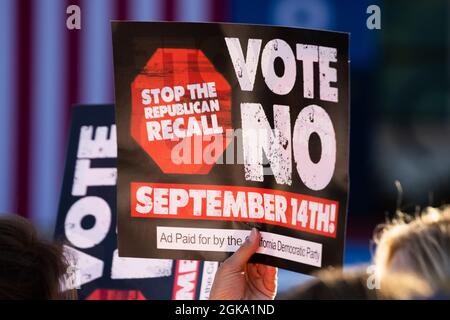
[{"left": 0, "top": 0, "right": 229, "bottom": 236}]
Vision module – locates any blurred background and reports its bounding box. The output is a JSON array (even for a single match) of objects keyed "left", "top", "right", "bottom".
[{"left": 0, "top": 0, "right": 448, "bottom": 294}]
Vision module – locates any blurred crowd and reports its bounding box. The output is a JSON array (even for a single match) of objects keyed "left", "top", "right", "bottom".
[
  {"left": 209, "top": 205, "right": 450, "bottom": 300},
  {"left": 1, "top": 205, "right": 449, "bottom": 300}
]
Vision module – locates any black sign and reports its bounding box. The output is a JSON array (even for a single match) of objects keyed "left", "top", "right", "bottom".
[
  {"left": 112, "top": 22, "right": 349, "bottom": 274},
  {"left": 55, "top": 104, "right": 218, "bottom": 300}
]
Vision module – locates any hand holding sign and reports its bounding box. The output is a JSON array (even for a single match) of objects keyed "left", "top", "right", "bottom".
[{"left": 210, "top": 228, "right": 278, "bottom": 300}]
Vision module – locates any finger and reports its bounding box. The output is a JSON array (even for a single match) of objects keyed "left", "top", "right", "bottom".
[
  {"left": 263, "top": 266, "right": 278, "bottom": 293},
  {"left": 225, "top": 228, "right": 260, "bottom": 271},
  {"left": 247, "top": 263, "right": 262, "bottom": 281},
  {"left": 247, "top": 264, "right": 277, "bottom": 299},
  {"left": 256, "top": 263, "right": 266, "bottom": 276},
  {"left": 254, "top": 264, "right": 276, "bottom": 286}
]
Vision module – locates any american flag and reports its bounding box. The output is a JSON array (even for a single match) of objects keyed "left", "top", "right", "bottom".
[{"left": 0, "top": 0, "right": 229, "bottom": 236}]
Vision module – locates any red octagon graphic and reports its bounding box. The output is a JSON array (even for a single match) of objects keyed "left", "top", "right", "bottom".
[{"left": 131, "top": 48, "right": 232, "bottom": 174}]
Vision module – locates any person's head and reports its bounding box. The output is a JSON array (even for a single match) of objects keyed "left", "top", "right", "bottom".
[
  {"left": 374, "top": 205, "right": 450, "bottom": 292},
  {"left": 280, "top": 267, "right": 432, "bottom": 300},
  {"left": 0, "top": 214, "right": 69, "bottom": 299}
]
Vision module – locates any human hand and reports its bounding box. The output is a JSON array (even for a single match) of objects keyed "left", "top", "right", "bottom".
[{"left": 209, "top": 228, "right": 277, "bottom": 300}]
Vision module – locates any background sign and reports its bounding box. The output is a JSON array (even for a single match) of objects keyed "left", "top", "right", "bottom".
[{"left": 55, "top": 104, "right": 218, "bottom": 299}]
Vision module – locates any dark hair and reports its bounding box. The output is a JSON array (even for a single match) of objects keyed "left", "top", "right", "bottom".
[
  {"left": 279, "top": 269, "right": 377, "bottom": 300},
  {"left": 278, "top": 268, "right": 433, "bottom": 300},
  {"left": 0, "top": 214, "right": 68, "bottom": 299}
]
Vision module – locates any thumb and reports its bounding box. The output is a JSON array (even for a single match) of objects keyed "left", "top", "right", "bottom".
[{"left": 225, "top": 228, "right": 260, "bottom": 271}]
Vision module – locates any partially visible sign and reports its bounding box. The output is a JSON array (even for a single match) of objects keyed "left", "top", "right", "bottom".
[{"left": 55, "top": 104, "right": 217, "bottom": 299}]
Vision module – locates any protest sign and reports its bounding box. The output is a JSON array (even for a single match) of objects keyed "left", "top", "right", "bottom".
[
  {"left": 55, "top": 104, "right": 217, "bottom": 299},
  {"left": 112, "top": 22, "right": 349, "bottom": 273}
]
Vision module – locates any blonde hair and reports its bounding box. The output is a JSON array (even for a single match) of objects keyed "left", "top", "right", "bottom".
[{"left": 373, "top": 205, "right": 450, "bottom": 292}]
